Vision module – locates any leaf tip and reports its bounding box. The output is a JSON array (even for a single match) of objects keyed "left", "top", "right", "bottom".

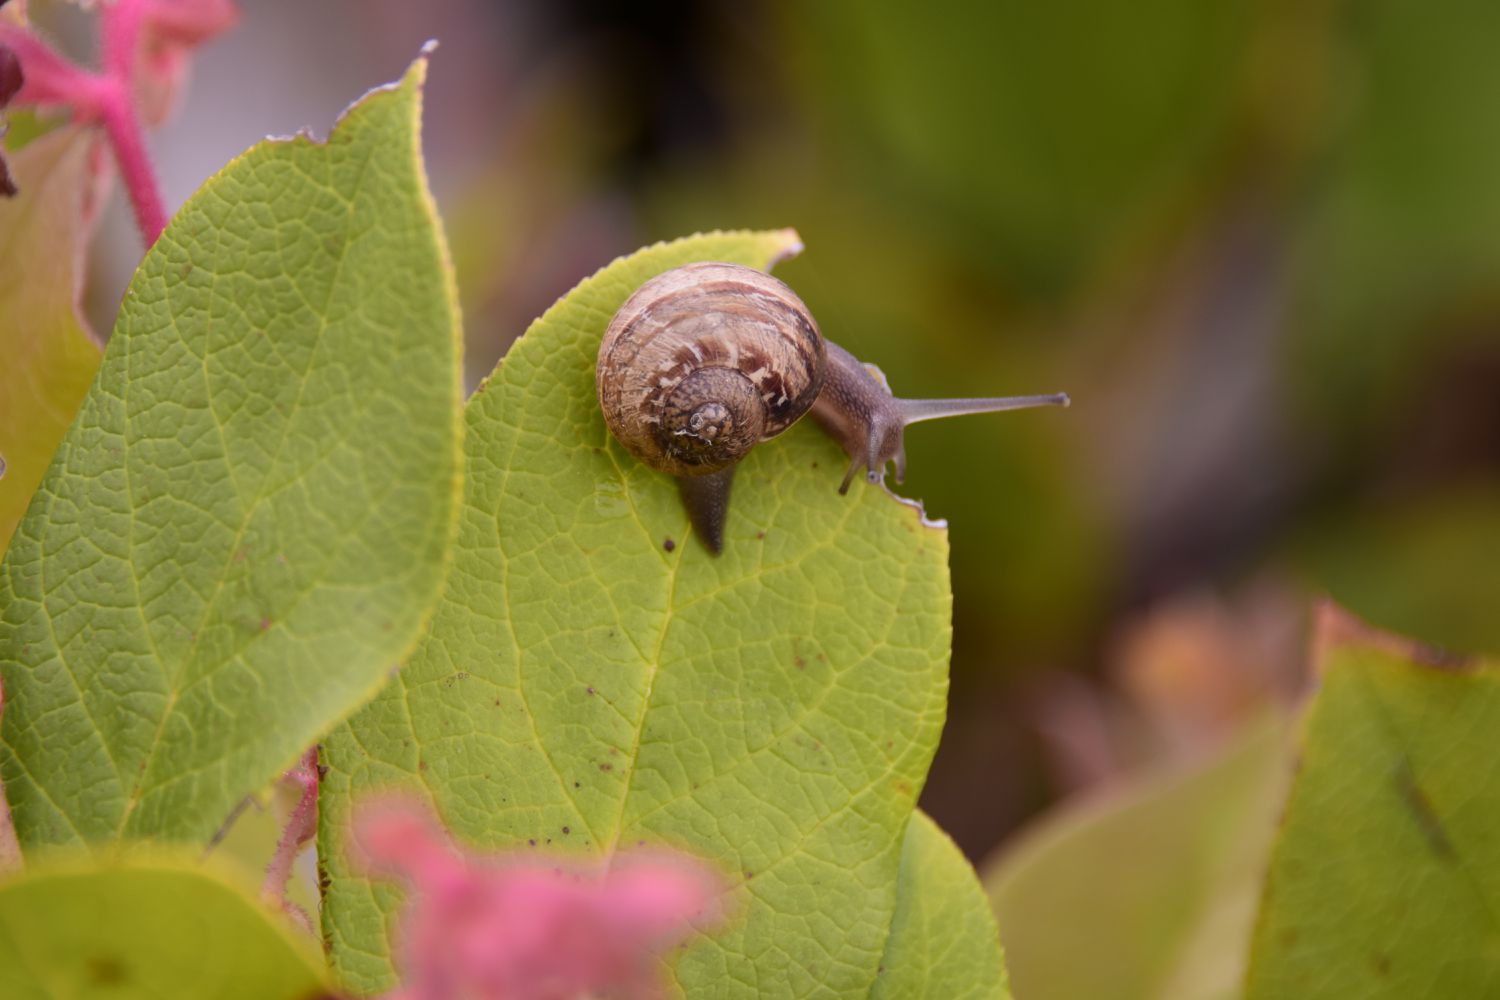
[
  {"left": 767, "top": 228, "right": 805, "bottom": 269},
  {"left": 1311, "top": 599, "right": 1477, "bottom": 675}
]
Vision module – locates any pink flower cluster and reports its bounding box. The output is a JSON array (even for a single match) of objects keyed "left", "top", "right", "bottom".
[
  {"left": 352, "top": 798, "right": 728, "bottom": 1000},
  {"left": 0, "top": 0, "right": 236, "bottom": 242}
]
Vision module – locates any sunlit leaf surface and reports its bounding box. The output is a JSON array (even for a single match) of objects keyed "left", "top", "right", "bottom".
[{"left": 0, "top": 55, "right": 462, "bottom": 849}]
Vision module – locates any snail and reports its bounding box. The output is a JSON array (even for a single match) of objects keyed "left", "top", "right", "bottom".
[{"left": 596, "top": 262, "right": 1069, "bottom": 553}]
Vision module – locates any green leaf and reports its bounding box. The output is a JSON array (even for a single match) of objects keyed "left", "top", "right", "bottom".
[
  {"left": 320, "top": 229, "right": 953, "bottom": 998},
  {"left": 984, "top": 715, "right": 1289, "bottom": 1000},
  {"left": 873, "top": 810, "right": 1010, "bottom": 1000},
  {"left": 0, "top": 127, "right": 102, "bottom": 557},
  {"left": 0, "top": 857, "right": 329, "bottom": 999},
  {"left": 0, "top": 54, "right": 462, "bottom": 849},
  {"left": 1244, "top": 612, "right": 1500, "bottom": 998}
]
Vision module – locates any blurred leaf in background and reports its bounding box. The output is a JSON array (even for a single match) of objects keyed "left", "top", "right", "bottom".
[{"left": 984, "top": 715, "right": 1289, "bottom": 1000}]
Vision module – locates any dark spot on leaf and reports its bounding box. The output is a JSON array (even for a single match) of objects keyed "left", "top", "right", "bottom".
[
  {"left": 811, "top": 461, "right": 818, "bottom": 468},
  {"left": 795, "top": 656, "right": 805, "bottom": 669},
  {"left": 574, "top": 781, "right": 580, "bottom": 788},
  {"left": 259, "top": 617, "right": 271, "bottom": 632},
  {"left": 599, "top": 763, "right": 612, "bottom": 772},
  {"left": 1371, "top": 953, "right": 1391, "bottom": 977},
  {"left": 744, "top": 870, "right": 754, "bottom": 879},
  {"left": 418, "top": 760, "right": 428, "bottom": 772},
  {"left": 528, "top": 838, "right": 537, "bottom": 847},
  {"left": 493, "top": 698, "right": 501, "bottom": 707},
  {"left": 562, "top": 826, "right": 571, "bottom": 835},
  {"left": 586, "top": 686, "right": 595, "bottom": 695},
  {"left": 663, "top": 537, "right": 676, "bottom": 552},
  {"left": 756, "top": 531, "right": 766, "bottom": 540},
  {"left": 1393, "top": 759, "right": 1456, "bottom": 860},
  {"left": 87, "top": 954, "right": 127, "bottom": 985}
]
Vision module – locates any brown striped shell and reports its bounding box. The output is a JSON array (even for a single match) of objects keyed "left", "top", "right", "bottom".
[{"left": 596, "top": 262, "right": 826, "bottom": 477}]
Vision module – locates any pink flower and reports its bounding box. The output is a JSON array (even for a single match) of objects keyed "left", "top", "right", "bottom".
[
  {"left": 351, "top": 798, "right": 728, "bottom": 1000},
  {"left": 0, "top": 22, "right": 103, "bottom": 115},
  {"left": 0, "top": 0, "right": 236, "bottom": 241}
]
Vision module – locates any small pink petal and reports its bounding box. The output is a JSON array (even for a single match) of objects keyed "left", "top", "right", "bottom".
[{"left": 131, "top": 0, "right": 237, "bottom": 124}]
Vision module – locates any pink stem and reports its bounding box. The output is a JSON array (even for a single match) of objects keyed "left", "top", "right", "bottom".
[
  {"left": 98, "top": 0, "right": 166, "bottom": 245},
  {"left": 94, "top": 77, "right": 167, "bottom": 245},
  {"left": 100, "top": 0, "right": 150, "bottom": 80},
  {"left": 262, "top": 746, "right": 321, "bottom": 911}
]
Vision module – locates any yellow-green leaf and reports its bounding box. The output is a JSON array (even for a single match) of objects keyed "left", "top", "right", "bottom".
[
  {"left": 1245, "top": 615, "right": 1500, "bottom": 998},
  {"left": 320, "top": 230, "right": 953, "bottom": 998},
  {"left": 0, "top": 857, "right": 329, "bottom": 999},
  {"left": 0, "top": 126, "right": 102, "bottom": 557},
  {"left": 0, "top": 55, "right": 462, "bottom": 849}
]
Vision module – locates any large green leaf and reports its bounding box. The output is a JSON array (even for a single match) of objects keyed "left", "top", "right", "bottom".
[
  {"left": 1244, "top": 613, "right": 1500, "bottom": 998},
  {"left": 320, "top": 229, "right": 953, "bottom": 997},
  {"left": 873, "top": 810, "right": 1010, "bottom": 1000},
  {"left": 0, "top": 127, "right": 102, "bottom": 557},
  {"left": 0, "top": 55, "right": 462, "bottom": 849},
  {"left": 0, "top": 857, "right": 328, "bottom": 999},
  {"left": 984, "top": 716, "right": 1289, "bottom": 1000}
]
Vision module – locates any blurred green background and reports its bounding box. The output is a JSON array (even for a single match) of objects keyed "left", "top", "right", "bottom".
[{"left": 77, "top": 0, "right": 1500, "bottom": 862}]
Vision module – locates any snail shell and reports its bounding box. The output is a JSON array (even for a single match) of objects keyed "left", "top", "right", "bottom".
[{"left": 596, "top": 262, "right": 826, "bottom": 478}]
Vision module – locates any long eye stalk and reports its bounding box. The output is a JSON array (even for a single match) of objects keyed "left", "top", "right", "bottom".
[{"left": 897, "top": 392, "right": 1070, "bottom": 425}]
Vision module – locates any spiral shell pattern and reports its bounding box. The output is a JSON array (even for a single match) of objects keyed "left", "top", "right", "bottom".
[{"left": 597, "top": 262, "right": 826, "bottom": 477}]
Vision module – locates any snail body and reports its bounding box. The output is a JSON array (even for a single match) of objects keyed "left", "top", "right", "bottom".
[
  {"left": 811, "top": 338, "right": 1071, "bottom": 494},
  {"left": 597, "top": 262, "right": 1069, "bottom": 553}
]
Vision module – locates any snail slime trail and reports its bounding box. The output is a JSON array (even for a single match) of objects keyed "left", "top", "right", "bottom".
[{"left": 597, "top": 261, "right": 1069, "bottom": 553}]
